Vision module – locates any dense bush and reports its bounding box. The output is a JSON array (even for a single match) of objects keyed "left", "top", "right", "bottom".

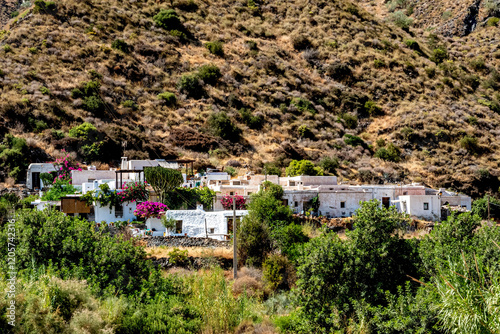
[
  {"left": 157, "top": 91, "right": 177, "bottom": 106},
  {"left": 459, "top": 135, "right": 479, "bottom": 152},
  {"left": 290, "top": 97, "right": 316, "bottom": 115},
  {"left": 0, "top": 134, "right": 29, "bottom": 181},
  {"left": 319, "top": 156, "right": 339, "bottom": 175},
  {"left": 430, "top": 47, "right": 449, "bottom": 64},
  {"left": 206, "top": 112, "right": 241, "bottom": 142},
  {"left": 374, "top": 143, "right": 401, "bottom": 162},
  {"left": 197, "top": 64, "right": 221, "bottom": 85},
  {"left": 205, "top": 41, "right": 224, "bottom": 56},
  {"left": 343, "top": 134, "right": 364, "bottom": 147},
  {"left": 178, "top": 74, "right": 204, "bottom": 98},
  {"left": 68, "top": 122, "right": 97, "bottom": 140},
  {"left": 111, "top": 39, "right": 130, "bottom": 53},
  {"left": 153, "top": 9, "right": 182, "bottom": 31},
  {"left": 390, "top": 11, "right": 413, "bottom": 29},
  {"left": 34, "top": 0, "right": 56, "bottom": 13},
  {"left": 285, "top": 160, "right": 323, "bottom": 176},
  {"left": 364, "top": 100, "right": 383, "bottom": 116},
  {"left": 239, "top": 108, "right": 264, "bottom": 129}
]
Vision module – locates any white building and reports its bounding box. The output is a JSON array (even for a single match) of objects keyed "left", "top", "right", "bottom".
[
  {"left": 146, "top": 209, "right": 249, "bottom": 240},
  {"left": 26, "top": 163, "right": 56, "bottom": 190},
  {"left": 71, "top": 168, "right": 117, "bottom": 186}
]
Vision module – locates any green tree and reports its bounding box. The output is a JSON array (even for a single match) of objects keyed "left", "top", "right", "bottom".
[
  {"left": 206, "top": 112, "right": 241, "bottom": 142},
  {"left": 0, "top": 134, "right": 29, "bottom": 181},
  {"left": 144, "top": 167, "right": 184, "bottom": 204},
  {"left": 68, "top": 122, "right": 97, "bottom": 140},
  {"left": 153, "top": 9, "right": 182, "bottom": 31},
  {"left": 285, "top": 160, "right": 323, "bottom": 176}
]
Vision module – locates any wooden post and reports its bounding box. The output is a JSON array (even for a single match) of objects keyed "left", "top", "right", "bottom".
[{"left": 233, "top": 195, "right": 237, "bottom": 279}]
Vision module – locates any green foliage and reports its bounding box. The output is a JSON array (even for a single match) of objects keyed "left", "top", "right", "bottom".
[
  {"left": 340, "top": 113, "right": 358, "bottom": 129},
  {"left": 297, "top": 125, "right": 314, "bottom": 139},
  {"left": 39, "top": 86, "right": 50, "bottom": 95},
  {"left": 178, "top": 73, "right": 203, "bottom": 98},
  {"left": 205, "top": 41, "right": 224, "bottom": 56},
  {"left": 389, "top": 11, "right": 413, "bottom": 29},
  {"left": 161, "top": 215, "right": 176, "bottom": 230},
  {"left": 225, "top": 166, "right": 238, "bottom": 177},
  {"left": 0, "top": 209, "right": 166, "bottom": 297},
  {"left": 0, "top": 134, "right": 29, "bottom": 182},
  {"left": 271, "top": 223, "right": 309, "bottom": 260},
  {"left": 290, "top": 97, "right": 316, "bottom": 115},
  {"left": 157, "top": 91, "right": 177, "bottom": 106},
  {"left": 111, "top": 39, "right": 130, "bottom": 53},
  {"left": 197, "top": 64, "right": 221, "bottom": 85},
  {"left": 41, "top": 179, "right": 78, "bottom": 201},
  {"left": 3, "top": 44, "right": 12, "bottom": 52},
  {"left": 11, "top": 10, "right": 19, "bottom": 18},
  {"left": 238, "top": 184, "right": 292, "bottom": 266},
  {"left": 319, "top": 156, "right": 339, "bottom": 175},
  {"left": 121, "top": 100, "right": 138, "bottom": 110},
  {"left": 343, "top": 134, "right": 364, "bottom": 147},
  {"left": 294, "top": 201, "right": 419, "bottom": 331},
  {"left": 29, "top": 47, "right": 38, "bottom": 54},
  {"left": 430, "top": 47, "right": 449, "bottom": 64},
  {"left": 285, "top": 160, "right": 323, "bottom": 176},
  {"left": 263, "top": 254, "right": 293, "bottom": 291},
  {"left": 374, "top": 59, "right": 386, "bottom": 68},
  {"left": 206, "top": 112, "right": 241, "bottom": 142},
  {"left": 471, "top": 195, "right": 500, "bottom": 219},
  {"left": 144, "top": 166, "right": 184, "bottom": 204},
  {"left": 487, "top": 17, "right": 500, "bottom": 26},
  {"left": 153, "top": 9, "right": 182, "bottom": 31},
  {"left": 374, "top": 143, "right": 401, "bottom": 162},
  {"left": 404, "top": 39, "right": 419, "bottom": 50},
  {"left": 469, "top": 56, "right": 486, "bottom": 71},
  {"left": 34, "top": 0, "right": 56, "bottom": 13},
  {"left": 80, "top": 141, "right": 103, "bottom": 161},
  {"left": 239, "top": 108, "right": 264, "bottom": 129},
  {"left": 364, "top": 100, "right": 383, "bottom": 116},
  {"left": 168, "top": 247, "right": 188, "bottom": 264},
  {"left": 264, "top": 163, "right": 282, "bottom": 176},
  {"left": 459, "top": 135, "right": 479, "bottom": 152},
  {"left": 68, "top": 122, "right": 97, "bottom": 140},
  {"left": 84, "top": 95, "right": 105, "bottom": 114},
  {"left": 40, "top": 172, "right": 55, "bottom": 186}
]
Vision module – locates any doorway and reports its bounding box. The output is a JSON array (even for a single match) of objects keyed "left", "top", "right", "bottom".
[{"left": 382, "top": 197, "right": 390, "bottom": 209}]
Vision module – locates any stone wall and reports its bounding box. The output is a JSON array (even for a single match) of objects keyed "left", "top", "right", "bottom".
[{"left": 144, "top": 236, "right": 231, "bottom": 248}]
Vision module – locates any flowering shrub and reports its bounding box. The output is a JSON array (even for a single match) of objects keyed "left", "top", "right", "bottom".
[
  {"left": 52, "top": 151, "right": 81, "bottom": 183},
  {"left": 220, "top": 194, "right": 246, "bottom": 210},
  {"left": 120, "top": 182, "right": 149, "bottom": 203},
  {"left": 134, "top": 201, "right": 169, "bottom": 219}
]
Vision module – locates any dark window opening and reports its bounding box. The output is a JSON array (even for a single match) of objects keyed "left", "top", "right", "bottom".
[
  {"left": 115, "top": 204, "right": 123, "bottom": 218},
  {"left": 424, "top": 202, "right": 429, "bottom": 210},
  {"left": 176, "top": 220, "right": 183, "bottom": 234},
  {"left": 340, "top": 201, "right": 345, "bottom": 208}
]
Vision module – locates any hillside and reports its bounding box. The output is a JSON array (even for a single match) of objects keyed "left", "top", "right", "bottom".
[
  {"left": 354, "top": 0, "right": 499, "bottom": 36},
  {"left": 0, "top": 0, "right": 500, "bottom": 197}
]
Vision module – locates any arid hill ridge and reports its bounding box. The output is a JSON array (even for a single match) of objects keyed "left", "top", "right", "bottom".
[{"left": 0, "top": 0, "right": 500, "bottom": 197}]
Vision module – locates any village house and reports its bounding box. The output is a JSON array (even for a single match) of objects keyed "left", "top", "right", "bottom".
[
  {"left": 26, "top": 163, "right": 57, "bottom": 190},
  {"left": 145, "top": 206, "right": 249, "bottom": 240}
]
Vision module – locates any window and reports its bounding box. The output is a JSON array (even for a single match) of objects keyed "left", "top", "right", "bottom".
[
  {"left": 247, "top": 192, "right": 252, "bottom": 195},
  {"left": 229, "top": 191, "right": 234, "bottom": 195},
  {"left": 115, "top": 204, "right": 123, "bottom": 218},
  {"left": 209, "top": 228, "right": 215, "bottom": 234},
  {"left": 340, "top": 201, "right": 345, "bottom": 208},
  {"left": 175, "top": 220, "right": 183, "bottom": 234},
  {"left": 290, "top": 181, "right": 296, "bottom": 186},
  {"left": 233, "top": 181, "right": 240, "bottom": 185},
  {"left": 294, "top": 201, "right": 299, "bottom": 207},
  {"left": 423, "top": 202, "right": 429, "bottom": 210}
]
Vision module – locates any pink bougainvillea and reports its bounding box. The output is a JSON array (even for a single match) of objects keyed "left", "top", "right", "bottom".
[
  {"left": 220, "top": 194, "right": 246, "bottom": 210},
  {"left": 51, "top": 151, "right": 81, "bottom": 183},
  {"left": 120, "top": 181, "right": 149, "bottom": 203},
  {"left": 134, "top": 201, "right": 169, "bottom": 219}
]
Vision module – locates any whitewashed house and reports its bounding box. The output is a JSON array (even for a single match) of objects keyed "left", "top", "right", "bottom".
[
  {"left": 146, "top": 207, "right": 249, "bottom": 240},
  {"left": 26, "top": 163, "right": 56, "bottom": 190}
]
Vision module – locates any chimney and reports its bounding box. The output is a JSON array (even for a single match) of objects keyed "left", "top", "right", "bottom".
[{"left": 121, "top": 157, "right": 128, "bottom": 170}]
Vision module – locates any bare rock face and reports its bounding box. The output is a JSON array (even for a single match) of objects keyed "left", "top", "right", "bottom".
[{"left": 0, "top": 0, "right": 22, "bottom": 28}]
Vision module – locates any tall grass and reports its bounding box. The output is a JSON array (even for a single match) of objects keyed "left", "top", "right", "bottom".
[
  {"left": 185, "top": 268, "right": 262, "bottom": 333},
  {"left": 432, "top": 244, "right": 500, "bottom": 334}
]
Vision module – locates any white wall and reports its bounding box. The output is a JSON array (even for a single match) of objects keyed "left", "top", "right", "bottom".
[
  {"left": 26, "top": 163, "right": 56, "bottom": 189},
  {"left": 151, "top": 210, "right": 249, "bottom": 240},
  {"left": 399, "top": 195, "right": 440, "bottom": 221},
  {"left": 94, "top": 202, "right": 137, "bottom": 224},
  {"left": 318, "top": 191, "right": 373, "bottom": 217},
  {"left": 71, "top": 170, "right": 116, "bottom": 186}
]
